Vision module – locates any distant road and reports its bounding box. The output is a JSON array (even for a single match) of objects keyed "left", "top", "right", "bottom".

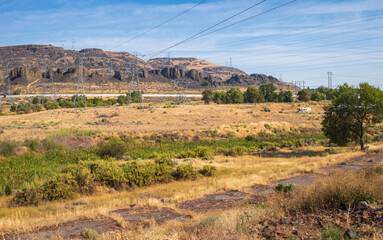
[{"left": 4, "top": 94, "right": 203, "bottom": 98}]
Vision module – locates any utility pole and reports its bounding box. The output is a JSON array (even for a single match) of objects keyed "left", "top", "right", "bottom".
[{"left": 327, "top": 71, "right": 333, "bottom": 89}]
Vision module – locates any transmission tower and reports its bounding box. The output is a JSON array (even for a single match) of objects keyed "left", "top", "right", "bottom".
[
  {"left": 1, "top": 62, "right": 8, "bottom": 97},
  {"left": 327, "top": 72, "right": 333, "bottom": 89},
  {"left": 173, "top": 78, "right": 191, "bottom": 104},
  {"left": 74, "top": 53, "right": 87, "bottom": 107},
  {"left": 127, "top": 53, "right": 143, "bottom": 105},
  {"left": 40, "top": 54, "right": 48, "bottom": 104}
]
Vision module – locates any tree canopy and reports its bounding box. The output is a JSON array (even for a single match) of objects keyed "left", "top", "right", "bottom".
[{"left": 321, "top": 83, "right": 383, "bottom": 150}]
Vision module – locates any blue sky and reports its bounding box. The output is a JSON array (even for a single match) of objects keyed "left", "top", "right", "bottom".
[{"left": 1, "top": 0, "right": 383, "bottom": 88}]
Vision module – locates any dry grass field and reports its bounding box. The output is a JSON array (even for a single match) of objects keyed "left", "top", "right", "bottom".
[
  {"left": 1, "top": 102, "right": 382, "bottom": 239},
  {"left": 0, "top": 102, "right": 324, "bottom": 141}
]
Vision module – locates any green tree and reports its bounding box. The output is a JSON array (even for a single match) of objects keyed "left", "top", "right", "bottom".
[
  {"left": 259, "top": 83, "right": 277, "bottom": 102},
  {"left": 278, "top": 91, "right": 293, "bottom": 102},
  {"left": 117, "top": 95, "right": 128, "bottom": 105},
  {"left": 129, "top": 91, "right": 142, "bottom": 103},
  {"left": 298, "top": 89, "right": 311, "bottom": 102},
  {"left": 226, "top": 87, "right": 244, "bottom": 104},
  {"left": 244, "top": 87, "right": 264, "bottom": 103},
  {"left": 311, "top": 91, "right": 327, "bottom": 101},
  {"left": 213, "top": 91, "right": 227, "bottom": 104},
  {"left": 202, "top": 89, "right": 214, "bottom": 104},
  {"left": 322, "top": 83, "right": 383, "bottom": 151}
]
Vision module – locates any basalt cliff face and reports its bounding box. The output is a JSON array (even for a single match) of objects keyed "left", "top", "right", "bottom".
[{"left": 0, "top": 44, "right": 290, "bottom": 93}]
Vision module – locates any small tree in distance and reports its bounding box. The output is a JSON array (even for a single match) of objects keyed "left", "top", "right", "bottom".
[
  {"left": 298, "top": 89, "right": 311, "bottom": 102},
  {"left": 321, "top": 83, "right": 383, "bottom": 151},
  {"left": 202, "top": 89, "right": 214, "bottom": 104}
]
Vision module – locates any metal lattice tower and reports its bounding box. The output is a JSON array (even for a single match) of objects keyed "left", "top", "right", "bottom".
[
  {"left": 40, "top": 54, "right": 48, "bottom": 104},
  {"left": 127, "top": 53, "right": 142, "bottom": 105},
  {"left": 1, "top": 62, "right": 8, "bottom": 98},
  {"left": 173, "top": 78, "right": 191, "bottom": 104},
  {"left": 74, "top": 53, "right": 87, "bottom": 107},
  {"left": 327, "top": 72, "right": 333, "bottom": 89}
]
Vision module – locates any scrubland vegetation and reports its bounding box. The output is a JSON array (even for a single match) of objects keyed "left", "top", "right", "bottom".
[{"left": 1, "top": 83, "right": 383, "bottom": 239}]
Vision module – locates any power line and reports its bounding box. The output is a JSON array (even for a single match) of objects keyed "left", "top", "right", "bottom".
[
  {"left": 147, "top": 0, "right": 272, "bottom": 58},
  {"left": 334, "top": 74, "right": 383, "bottom": 81},
  {"left": 109, "top": 0, "right": 209, "bottom": 51},
  {"left": 175, "top": 12, "right": 383, "bottom": 54}
]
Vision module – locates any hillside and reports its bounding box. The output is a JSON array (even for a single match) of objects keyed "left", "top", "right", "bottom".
[{"left": 0, "top": 44, "right": 291, "bottom": 94}]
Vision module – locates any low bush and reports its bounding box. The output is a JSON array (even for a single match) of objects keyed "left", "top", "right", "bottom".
[
  {"left": 284, "top": 166, "right": 383, "bottom": 213},
  {"left": 86, "top": 160, "right": 125, "bottom": 189},
  {"left": 40, "top": 173, "right": 77, "bottom": 201},
  {"left": 198, "top": 165, "right": 217, "bottom": 177},
  {"left": 275, "top": 183, "right": 294, "bottom": 193},
  {"left": 173, "top": 164, "right": 200, "bottom": 180},
  {"left": 80, "top": 228, "right": 99, "bottom": 239},
  {"left": 24, "top": 138, "right": 40, "bottom": 151},
  {"left": 0, "top": 139, "right": 18, "bottom": 156},
  {"left": 96, "top": 138, "right": 127, "bottom": 159}
]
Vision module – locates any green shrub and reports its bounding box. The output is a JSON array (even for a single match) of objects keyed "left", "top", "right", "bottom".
[
  {"left": 86, "top": 160, "right": 125, "bottom": 189},
  {"left": 173, "top": 164, "right": 199, "bottom": 180},
  {"left": 96, "top": 138, "right": 127, "bottom": 159},
  {"left": 275, "top": 183, "right": 294, "bottom": 193},
  {"left": 195, "top": 146, "right": 214, "bottom": 160},
  {"left": 44, "top": 101, "right": 60, "bottom": 110},
  {"left": 198, "top": 165, "right": 217, "bottom": 177},
  {"left": 264, "top": 124, "right": 272, "bottom": 130},
  {"left": 80, "top": 228, "right": 100, "bottom": 239},
  {"left": 5, "top": 184, "right": 12, "bottom": 196},
  {"left": 11, "top": 188, "right": 42, "bottom": 206},
  {"left": 40, "top": 173, "right": 77, "bottom": 201},
  {"left": 24, "top": 138, "right": 40, "bottom": 151},
  {"left": 0, "top": 139, "right": 18, "bottom": 156},
  {"left": 245, "top": 135, "right": 256, "bottom": 142},
  {"left": 320, "top": 226, "right": 343, "bottom": 240},
  {"left": 31, "top": 104, "right": 42, "bottom": 112},
  {"left": 63, "top": 165, "right": 95, "bottom": 194}
]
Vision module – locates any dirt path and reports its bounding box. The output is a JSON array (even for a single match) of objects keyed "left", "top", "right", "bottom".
[
  {"left": 6, "top": 152, "right": 383, "bottom": 239},
  {"left": 26, "top": 79, "right": 41, "bottom": 93}
]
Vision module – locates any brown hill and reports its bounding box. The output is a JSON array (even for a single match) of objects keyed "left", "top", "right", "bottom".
[{"left": 0, "top": 44, "right": 291, "bottom": 94}]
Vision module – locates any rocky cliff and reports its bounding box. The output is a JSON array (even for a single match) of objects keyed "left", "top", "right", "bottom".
[{"left": 0, "top": 44, "right": 290, "bottom": 93}]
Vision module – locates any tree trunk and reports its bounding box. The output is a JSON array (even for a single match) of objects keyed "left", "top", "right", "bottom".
[{"left": 360, "top": 121, "right": 365, "bottom": 151}]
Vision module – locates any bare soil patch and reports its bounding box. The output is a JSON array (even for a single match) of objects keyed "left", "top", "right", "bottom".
[
  {"left": 4, "top": 216, "right": 121, "bottom": 240},
  {"left": 110, "top": 206, "right": 191, "bottom": 227},
  {"left": 176, "top": 190, "right": 266, "bottom": 213}
]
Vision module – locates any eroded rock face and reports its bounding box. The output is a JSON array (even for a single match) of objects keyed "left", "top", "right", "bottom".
[
  {"left": 160, "top": 67, "right": 184, "bottom": 79},
  {"left": 9, "top": 67, "right": 41, "bottom": 81},
  {"left": 186, "top": 69, "right": 204, "bottom": 82},
  {"left": 113, "top": 71, "right": 122, "bottom": 81}
]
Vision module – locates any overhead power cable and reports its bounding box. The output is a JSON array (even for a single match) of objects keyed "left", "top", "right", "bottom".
[
  {"left": 147, "top": 0, "right": 276, "bottom": 58},
  {"left": 109, "top": 0, "right": 209, "bottom": 51}
]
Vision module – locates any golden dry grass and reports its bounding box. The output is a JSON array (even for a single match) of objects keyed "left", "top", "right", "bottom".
[
  {"left": 0, "top": 143, "right": 375, "bottom": 233},
  {"left": 0, "top": 103, "right": 324, "bottom": 141}
]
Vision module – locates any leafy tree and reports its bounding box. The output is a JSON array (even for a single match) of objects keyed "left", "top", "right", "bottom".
[
  {"left": 278, "top": 91, "right": 293, "bottom": 102},
  {"left": 244, "top": 87, "right": 264, "bottom": 103},
  {"left": 213, "top": 91, "right": 227, "bottom": 104},
  {"left": 117, "top": 95, "right": 128, "bottom": 105},
  {"left": 129, "top": 90, "right": 142, "bottom": 103},
  {"left": 259, "top": 83, "right": 277, "bottom": 102},
  {"left": 32, "top": 96, "right": 40, "bottom": 104},
  {"left": 298, "top": 89, "right": 311, "bottom": 102},
  {"left": 311, "top": 91, "right": 327, "bottom": 101},
  {"left": 322, "top": 83, "right": 383, "bottom": 151},
  {"left": 202, "top": 89, "right": 214, "bottom": 104},
  {"left": 226, "top": 87, "right": 244, "bottom": 104}
]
